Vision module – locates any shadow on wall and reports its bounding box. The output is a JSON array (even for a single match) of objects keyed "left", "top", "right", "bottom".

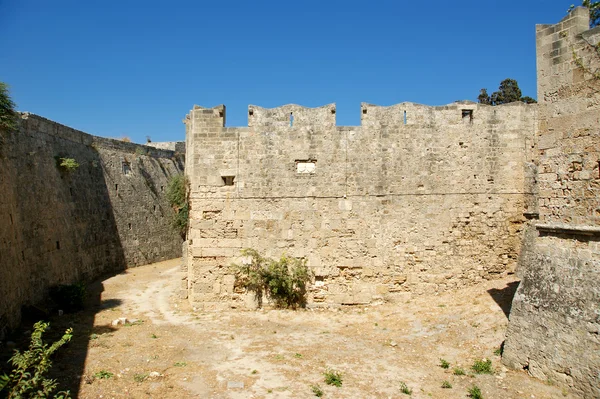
[
  {"left": 487, "top": 281, "right": 520, "bottom": 319},
  {"left": 0, "top": 118, "right": 130, "bottom": 398}
]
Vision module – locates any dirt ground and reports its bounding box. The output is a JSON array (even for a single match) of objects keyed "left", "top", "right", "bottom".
[{"left": 26, "top": 259, "right": 577, "bottom": 398}]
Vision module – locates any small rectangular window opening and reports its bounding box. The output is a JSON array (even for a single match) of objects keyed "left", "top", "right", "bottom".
[
  {"left": 462, "top": 109, "right": 473, "bottom": 123},
  {"left": 56, "top": 241, "right": 60, "bottom": 250},
  {"left": 115, "top": 184, "right": 118, "bottom": 192},
  {"left": 122, "top": 161, "right": 131, "bottom": 175},
  {"left": 222, "top": 176, "right": 235, "bottom": 186},
  {"left": 403, "top": 110, "right": 407, "bottom": 125},
  {"left": 296, "top": 160, "right": 316, "bottom": 174},
  {"left": 290, "top": 112, "right": 294, "bottom": 127}
]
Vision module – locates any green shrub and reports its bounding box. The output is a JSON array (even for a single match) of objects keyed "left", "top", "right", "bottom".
[
  {"left": 58, "top": 157, "right": 79, "bottom": 172},
  {"left": 93, "top": 370, "right": 113, "bottom": 379},
  {"left": 165, "top": 174, "right": 189, "bottom": 239},
  {"left": 468, "top": 385, "right": 483, "bottom": 399},
  {"left": 399, "top": 381, "right": 412, "bottom": 395},
  {"left": 471, "top": 359, "right": 493, "bottom": 374},
  {"left": 231, "top": 248, "right": 312, "bottom": 309},
  {"left": 439, "top": 358, "right": 450, "bottom": 369},
  {"left": 310, "top": 384, "right": 324, "bottom": 397},
  {"left": 323, "top": 369, "right": 343, "bottom": 387},
  {"left": 0, "top": 321, "right": 72, "bottom": 399},
  {"left": 49, "top": 282, "right": 86, "bottom": 312},
  {"left": 441, "top": 380, "right": 452, "bottom": 389},
  {"left": 453, "top": 367, "right": 466, "bottom": 376}
]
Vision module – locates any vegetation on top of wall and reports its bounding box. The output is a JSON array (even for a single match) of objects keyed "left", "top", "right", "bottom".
[
  {"left": 231, "top": 248, "right": 312, "bottom": 309},
  {"left": 478, "top": 79, "right": 537, "bottom": 105},
  {"left": 166, "top": 174, "right": 189, "bottom": 240},
  {"left": 0, "top": 321, "right": 73, "bottom": 399},
  {"left": 0, "top": 82, "right": 17, "bottom": 132}
]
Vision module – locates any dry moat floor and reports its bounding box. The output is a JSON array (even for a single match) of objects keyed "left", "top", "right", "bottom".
[{"left": 18, "top": 259, "right": 577, "bottom": 398}]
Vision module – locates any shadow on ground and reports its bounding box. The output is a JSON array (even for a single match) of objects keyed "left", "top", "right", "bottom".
[
  {"left": 0, "top": 276, "right": 123, "bottom": 398},
  {"left": 487, "top": 280, "right": 520, "bottom": 319}
]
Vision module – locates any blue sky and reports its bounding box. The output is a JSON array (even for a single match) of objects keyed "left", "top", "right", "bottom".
[{"left": 0, "top": 0, "right": 575, "bottom": 143}]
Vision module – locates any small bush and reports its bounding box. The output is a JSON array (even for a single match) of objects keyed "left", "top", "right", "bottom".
[
  {"left": 311, "top": 384, "right": 324, "bottom": 397},
  {"left": 49, "top": 282, "right": 86, "bottom": 312},
  {"left": 441, "top": 380, "right": 452, "bottom": 389},
  {"left": 468, "top": 385, "right": 483, "bottom": 399},
  {"left": 439, "top": 358, "right": 450, "bottom": 369},
  {"left": 399, "top": 381, "right": 412, "bottom": 395},
  {"left": 58, "top": 157, "right": 79, "bottom": 172},
  {"left": 165, "top": 174, "right": 189, "bottom": 239},
  {"left": 231, "top": 248, "right": 312, "bottom": 309},
  {"left": 453, "top": 367, "right": 466, "bottom": 376},
  {"left": 133, "top": 373, "right": 148, "bottom": 383},
  {"left": 323, "top": 369, "right": 343, "bottom": 387},
  {"left": 471, "top": 359, "right": 493, "bottom": 374},
  {"left": 0, "top": 321, "right": 72, "bottom": 398}
]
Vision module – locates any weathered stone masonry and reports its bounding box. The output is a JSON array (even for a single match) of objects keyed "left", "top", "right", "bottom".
[
  {"left": 0, "top": 114, "right": 185, "bottom": 336},
  {"left": 185, "top": 101, "right": 537, "bottom": 308},
  {"left": 503, "top": 8, "right": 600, "bottom": 398}
]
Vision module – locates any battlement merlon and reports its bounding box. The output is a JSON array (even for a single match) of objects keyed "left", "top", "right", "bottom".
[
  {"left": 361, "top": 101, "right": 536, "bottom": 127},
  {"left": 184, "top": 105, "right": 226, "bottom": 129},
  {"left": 248, "top": 103, "right": 336, "bottom": 128},
  {"left": 536, "top": 6, "right": 590, "bottom": 41}
]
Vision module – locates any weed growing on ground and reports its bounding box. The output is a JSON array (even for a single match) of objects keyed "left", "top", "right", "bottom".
[
  {"left": 151, "top": 333, "right": 158, "bottom": 339},
  {"left": 311, "top": 384, "right": 324, "bottom": 397},
  {"left": 442, "top": 380, "right": 452, "bottom": 389},
  {"left": 472, "top": 359, "right": 493, "bottom": 374},
  {"left": 94, "top": 370, "right": 113, "bottom": 379},
  {"left": 399, "top": 381, "right": 412, "bottom": 395},
  {"left": 439, "top": 358, "right": 450, "bottom": 369},
  {"left": 294, "top": 353, "right": 303, "bottom": 358},
  {"left": 493, "top": 341, "right": 504, "bottom": 356},
  {"left": 134, "top": 373, "right": 148, "bottom": 383},
  {"left": 323, "top": 369, "right": 343, "bottom": 387},
  {"left": 174, "top": 362, "right": 187, "bottom": 367},
  {"left": 468, "top": 385, "right": 483, "bottom": 399},
  {"left": 251, "top": 370, "right": 258, "bottom": 375},
  {"left": 453, "top": 367, "right": 466, "bottom": 376}
]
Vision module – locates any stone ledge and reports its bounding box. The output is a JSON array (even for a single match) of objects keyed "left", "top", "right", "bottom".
[{"left": 536, "top": 223, "right": 600, "bottom": 236}]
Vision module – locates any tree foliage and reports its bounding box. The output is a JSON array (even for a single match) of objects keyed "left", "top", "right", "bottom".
[
  {"left": 0, "top": 82, "right": 17, "bottom": 131},
  {"left": 478, "top": 79, "right": 537, "bottom": 105},
  {"left": 0, "top": 322, "right": 72, "bottom": 399}
]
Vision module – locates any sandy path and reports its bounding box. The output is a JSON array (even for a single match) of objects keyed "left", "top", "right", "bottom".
[{"left": 67, "top": 259, "right": 574, "bottom": 399}]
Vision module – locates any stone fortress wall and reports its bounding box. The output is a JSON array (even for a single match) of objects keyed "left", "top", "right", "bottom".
[
  {"left": 184, "top": 101, "right": 537, "bottom": 307},
  {"left": 0, "top": 113, "right": 185, "bottom": 336},
  {"left": 502, "top": 7, "right": 600, "bottom": 398}
]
